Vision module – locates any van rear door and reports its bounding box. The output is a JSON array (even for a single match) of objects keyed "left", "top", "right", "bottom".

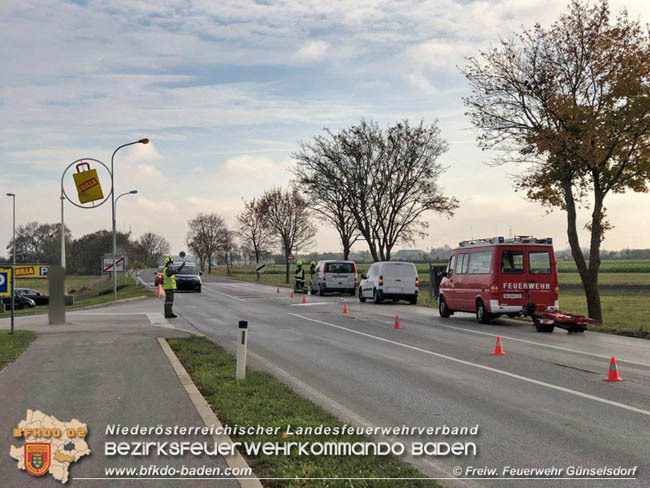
[
  {"left": 381, "top": 263, "right": 417, "bottom": 294},
  {"left": 525, "top": 247, "right": 557, "bottom": 309},
  {"left": 324, "top": 262, "right": 355, "bottom": 290},
  {"left": 498, "top": 247, "right": 528, "bottom": 307}
]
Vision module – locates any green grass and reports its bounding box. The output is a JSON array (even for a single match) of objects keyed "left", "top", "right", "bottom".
[
  {"left": 0, "top": 330, "right": 37, "bottom": 371},
  {"left": 169, "top": 336, "right": 436, "bottom": 488},
  {"left": 557, "top": 259, "right": 650, "bottom": 273},
  {"left": 0, "top": 276, "right": 153, "bottom": 318}
]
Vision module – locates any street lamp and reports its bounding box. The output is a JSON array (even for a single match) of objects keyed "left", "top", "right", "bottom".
[
  {"left": 111, "top": 139, "right": 148, "bottom": 300},
  {"left": 6, "top": 193, "right": 15, "bottom": 334}
]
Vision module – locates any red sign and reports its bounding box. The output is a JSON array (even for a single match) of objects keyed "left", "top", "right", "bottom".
[{"left": 287, "top": 253, "right": 295, "bottom": 262}]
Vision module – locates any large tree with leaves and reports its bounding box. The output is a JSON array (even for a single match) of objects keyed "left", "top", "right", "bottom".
[
  {"left": 258, "top": 187, "right": 317, "bottom": 283},
  {"left": 462, "top": 0, "right": 650, "bottom": 322},
  {"left": 294, "top": 120, "right": 458, "bottom": 261}
]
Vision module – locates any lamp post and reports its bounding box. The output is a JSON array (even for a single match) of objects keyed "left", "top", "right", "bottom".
[
  {"left": 6, "top": 193, "right": 15, "bottom": 334},
  {"left": 111, "top": 139, "right": 148, "bottom": 300}
]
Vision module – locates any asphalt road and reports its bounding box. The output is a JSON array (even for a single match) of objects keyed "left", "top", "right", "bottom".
[{"left": 141, "top": 270, "right": 650, "bottom": 487}]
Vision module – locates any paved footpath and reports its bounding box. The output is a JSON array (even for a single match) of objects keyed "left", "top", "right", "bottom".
[{"left": 0, "top": 299, "right": 241, "bottom": 487}]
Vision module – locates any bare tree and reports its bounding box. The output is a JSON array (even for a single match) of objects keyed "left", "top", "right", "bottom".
[
  {"left": 186, "top": 213, "right": 228, "bottom": 273},
  {"left": 294, "top": 119, "right": 458, "bottom": 261},
  {"left": 134, "top": 232, "right": 170, "bottom": 268},
  {"left": 258, "top": 187, "right": 317, "bottom": 283},
  {"left": 236, "top": 198, "right": 276, "bottom": 278},
  {"left": 462, "top": 0, "right": 650, "bottom": 322},
  {"left": 218, "top": 229, "right": 236, "bottom": 275}
]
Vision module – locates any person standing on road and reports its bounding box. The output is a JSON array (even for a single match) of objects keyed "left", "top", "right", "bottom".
[
  {"left": 309, "top": 260, "right": 317, "bottom": 292},
  {"left": 163, "top": 257, "right": 185, "bottom": 318},
  {"left": 294, "top": 260, "right": 305, "bottom": 293}
]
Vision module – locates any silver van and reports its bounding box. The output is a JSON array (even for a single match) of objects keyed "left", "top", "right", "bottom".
[{"left": 309, "top": 260, "right": 357, "bottom": 296}]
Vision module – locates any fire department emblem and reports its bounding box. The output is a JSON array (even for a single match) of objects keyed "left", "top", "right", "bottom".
[{"left": 25, "top": 443, "right": 51, "bottom": 476}]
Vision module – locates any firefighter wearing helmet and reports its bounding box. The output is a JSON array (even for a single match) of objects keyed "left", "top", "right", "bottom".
[
  {"left": 162, "top": 256, "right": 185, "bottom": 318},
  {"left": 294, "top": 260, "right": 306, "bottom": 293},
  {"left": 309, "top": 260, "right": 317, "bottom": 292}
]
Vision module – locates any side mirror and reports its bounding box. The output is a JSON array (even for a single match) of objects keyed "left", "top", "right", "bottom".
[
  {"left": 439, "top": 271, "right": 448, "bottom": 278},
  {"left": 361, "top": 274, "right": 367, "bottom": 280},
  {"left": 199, "top": 271, "right": 203, "bottom": 276}
]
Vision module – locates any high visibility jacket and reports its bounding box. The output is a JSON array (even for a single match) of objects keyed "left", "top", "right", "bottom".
[
  {"left": 295, "top": 267, "right": 305, "bottom": 281},
  {"left": 163, "top": 266, "right": 176, "bottom": 290}
]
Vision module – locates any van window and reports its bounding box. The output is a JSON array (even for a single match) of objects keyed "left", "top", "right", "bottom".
[
  {"left": 469, "top": 251, "right": 493, "bottom": 274},
  {"left": 502, "top": 250, "right": 523, "bottom": 274},
  {"left": 529, "top": 251, "right": 551, "bottom": 274},
  {"left": 383, "top": 263, "right": 417, "bottom": 277},
  {"left": 455, "top": 254, "right": 469, "bottom": 274},
  {"left": 447, "top": 255, "right": 456, "bottom": 275},
  {"left": 325, "top": 262, "right": 355, "bottom": 274}
]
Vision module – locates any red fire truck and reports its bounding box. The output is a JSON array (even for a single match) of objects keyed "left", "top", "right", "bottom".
[{"left": 438, "top": 236, "right": 593, "bottom": 333}]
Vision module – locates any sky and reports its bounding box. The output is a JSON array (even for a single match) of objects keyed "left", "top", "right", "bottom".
[{"left": 1, "top": 0, "right": 649, "bottom": 261}]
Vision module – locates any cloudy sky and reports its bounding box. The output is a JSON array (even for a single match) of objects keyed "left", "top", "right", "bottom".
[{"left": 1, "top": 0, "right": 648, "bottom": 259}]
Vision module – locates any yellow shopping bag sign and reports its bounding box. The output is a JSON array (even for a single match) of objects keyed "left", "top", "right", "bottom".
[{"left": 73, "top": 162, "right": 105, "bottom": 204}]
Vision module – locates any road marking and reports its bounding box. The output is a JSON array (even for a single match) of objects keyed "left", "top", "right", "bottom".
[
  {"left": 290, "top": 313, "right": 650, "bottom": 418},
  {"left": 146, "top": 312, "right": 173, "bottom": 328},
  {"left": 289, "top": 302, "right": 330, "bottom": 307},
  {"left": 246, "top": 349, "right": 472, "bottom": 487},
  {"left": 202, "top": 285, "right": 246, "bottom": 302},
  {"left": 372, "top": 312, "right": 650, "bottom": 368}
]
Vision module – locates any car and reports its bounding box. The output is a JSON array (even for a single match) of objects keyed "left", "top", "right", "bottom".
[
  {"left": 438, "top": 235, "right": 559, "bottom": 324},
  {"left": 1, "top": 295, "right": 36, "bottom": 311},
  {"left": 173, "top": 263, "right": 202, "bottom": 292},
  {"left": 359, "top": 261, "right": 419, "bottom": 304},
  {"left": 309, "top": 260, "right": 357, "bottom": 296},
  {"left": 14, "top": 288, "right": 49, "bottom": 306}
]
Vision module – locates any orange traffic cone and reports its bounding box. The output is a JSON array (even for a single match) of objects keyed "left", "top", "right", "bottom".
[
  {"left": 603, "top": 357, "right": 624, "bottom": 382},
  {"left": 290, "top": 290, "right": 294, "bottom": 298},
  {"left": 301, "top": 295, "right": 307, "bottom": 304},
  {"left": 343, "top": 302, "right": 349, "bottom": 314},
  {"left": 277, "top": 287, "right": 280, "bottom": 294},
  {"left": 156, "top": 284, "right": 165, "bottom": 297},
  {"left": 393, "top": 314, "right": 401, "bottom": 329},
  {"left": 491, "top": 336, "right": 506, "bottom": 355}
]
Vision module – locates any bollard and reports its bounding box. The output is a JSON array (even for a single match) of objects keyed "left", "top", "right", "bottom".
[{"left": 236, "top": 320, "right": 248, "bottom": 381}]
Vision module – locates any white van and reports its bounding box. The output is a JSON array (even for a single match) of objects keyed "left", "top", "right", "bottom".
[
  {"left": 310, "top": 260, "right": 357, "bottom": 296},
  {"left": 359, "top": 262, "right": 419, "bottom": 304}
]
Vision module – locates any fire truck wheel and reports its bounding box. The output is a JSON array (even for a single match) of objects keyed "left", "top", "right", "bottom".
[
  {"left": 438, "top": 296, "right": 451, "bottom": 318},
  {"left": 476, "top": 299, "right": 491, "bottom": 324}
]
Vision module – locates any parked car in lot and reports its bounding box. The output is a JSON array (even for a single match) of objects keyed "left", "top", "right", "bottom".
[
  {"left": 14, "top": 288, "right": 49, "bottom": 306},
  {"left": 359, "top": 261, "right": 419, "bottom": 304},
  {"left": 1, "top": 295, "right": 36, "bottom": 310},
  {"left": 438, "top": 235, "right": 559, "bottom": 324},
  {"left": 310, "top": 260, "right": 357, "bottom": 296}
]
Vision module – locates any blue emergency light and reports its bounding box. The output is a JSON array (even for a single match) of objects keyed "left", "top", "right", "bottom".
[
  {"left": 498, "top": 236, "right": 504, "bottom": 243},
  {"left": 547, "top": 237, "right": 553, "bottom": 244}
]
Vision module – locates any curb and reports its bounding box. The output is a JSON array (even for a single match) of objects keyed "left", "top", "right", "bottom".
[{"left": 157, "top": 338, "right": 262, "bottom": 488}]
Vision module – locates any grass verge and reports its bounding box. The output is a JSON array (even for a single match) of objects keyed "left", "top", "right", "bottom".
[
  {"left": 168, "top": 336, "right": 436, "bottom": 488},
  {"left": 0, "top": 330, "right": 37, "bottom": 371}
]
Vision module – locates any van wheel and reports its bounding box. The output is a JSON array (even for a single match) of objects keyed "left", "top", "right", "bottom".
[
  {"left": 476, "top": 299, "right": 491, "bottom": 324},
  {"left": 438, "top": 296, "right": 451, "bottom": 318},
  {"left": 318, "top": 284, "right": 324, "bottom": 296},
  {"left": 359, "top": 289, "right": 366, "bottom": 303},
  {"left": 373, "top": 289, "right": 382, "bottom": 304},
  {"left": 408, "top": 296, "right": 417, "bottom": 305}
]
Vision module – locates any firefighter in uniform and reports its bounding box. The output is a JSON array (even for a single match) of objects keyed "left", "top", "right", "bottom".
[
  {"left": 294, "top": 260, "right": 306, "bottom": 293},
  {"left": 163, "top": 257, "right": 185, "bottom": 318}
]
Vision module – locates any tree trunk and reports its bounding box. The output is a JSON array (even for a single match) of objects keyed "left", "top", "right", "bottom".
[
  {"left": 208, "top": 254, "right": 212, "bottom": 274},
  {"left": 225, "top": 253, "right": 231, "bottom": 275},
  {"left": 342, "top": 241, "right": 351, "bottom": 261},
  {"left": 562, "top": 179, "right": 602, "bottom": 322},
  {"left": 285, "top": 252, "right": 290, "bottom": 284}
]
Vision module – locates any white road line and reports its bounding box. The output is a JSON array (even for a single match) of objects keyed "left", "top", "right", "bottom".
[
  {"left": 146, "top": 312, "right": 173, "bottom": 328},
  {"left": 289, "top": 302, "right": 331, "bottom": 307},
  {"left": 201, "top": 285, "right": 246, "bottom": 302},
  {"left": 69, "top": 312, "right": 143, "bottom": 315},
  {"left": 247, "top": 349, "right": 473, "bottom": 488},
  {"left": 289, "top": 313, "right": 650, "bottom": 418},
  {"left": 371, "top": 312, "right": 650, "bottom": 368}
]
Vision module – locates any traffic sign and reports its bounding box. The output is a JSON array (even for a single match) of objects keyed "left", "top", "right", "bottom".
[
  {"left": 255, "top": 263, "right": 267, "bottom": 274},
  {"left": 0, "top": 268, "right": 12, "bottom": 297},
  {"left": 288, "top": 253, "right": 295, "bottom": 262},
  {"left": 102, "top": 257, "right": 126, "bottom": 272}
]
